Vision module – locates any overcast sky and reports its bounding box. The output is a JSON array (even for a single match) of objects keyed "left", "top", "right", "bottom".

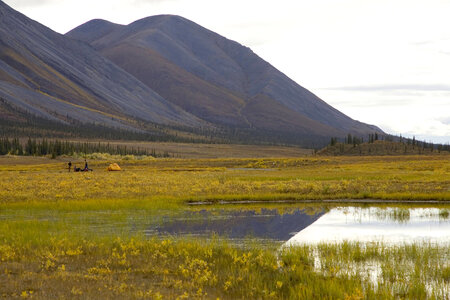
[{"left": 4, "top": 0, "right": 450, "bottom": 143}]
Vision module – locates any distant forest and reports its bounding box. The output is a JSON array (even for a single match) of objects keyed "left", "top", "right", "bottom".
[
  {"left": 0, "top": 137, "right": 172, "bottom": 158},
  {"left": 0, "top": 97, "right": 331, "bottom": 148},
  {"left": 1, "top": 97, "right": 448, "bottom": 152},
  {"left": 321, "top": 133, "right": 450, "bottom": 155},
  {"left": 1, "top": 133, "right": 448, "bottom": 159}
]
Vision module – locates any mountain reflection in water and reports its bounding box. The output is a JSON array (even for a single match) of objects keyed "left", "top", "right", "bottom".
[{"left": 152, "top": 208, "right": 324, "bottom": 241}]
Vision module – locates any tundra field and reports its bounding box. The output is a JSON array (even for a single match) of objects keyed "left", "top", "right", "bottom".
[{"left": 0, "top": 153, "right": 449, "bottom": 299}]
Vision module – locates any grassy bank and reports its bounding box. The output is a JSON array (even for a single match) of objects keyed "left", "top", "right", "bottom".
[{"left": 1, "top": 236, "right": 448, "bottom": 299}]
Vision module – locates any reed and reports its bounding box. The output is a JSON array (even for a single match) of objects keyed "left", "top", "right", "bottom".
[{"left": 1, "top": 235, "right": 448, "bottom": 299}]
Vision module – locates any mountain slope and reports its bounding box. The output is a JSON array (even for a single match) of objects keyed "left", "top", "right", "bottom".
[
  {"left": 0, "top": 2, "right": 201, "bottom": 132},
  {"left": 67, "top": 15, "right": 382, "bottom": 138},
  {"left": 0, "top": 1, "right": 382, "bottom": 146}
]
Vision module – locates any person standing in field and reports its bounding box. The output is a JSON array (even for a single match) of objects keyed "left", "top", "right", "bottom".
[
  {"left": 68, "top": 161, "right": 72, "bottom": 172},
  {"left": 84, "top": 159, "right": 88, "bottom": 171}
]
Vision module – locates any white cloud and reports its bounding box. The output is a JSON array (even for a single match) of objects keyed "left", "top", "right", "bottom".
[
  {"left": 315, "top": 88, "right": 450, "bottom": 143},
  {"left": 6, "top": 0, "right": 57, "bottom": 7},
  {"left": 438, "top": 116, "right": 450, "bottom": 126}
]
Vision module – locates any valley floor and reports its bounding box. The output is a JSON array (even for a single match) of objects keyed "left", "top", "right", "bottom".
[
  {"left": 0, "top": 154, "right": 449, "bottom": 299},
  {"left": 1, "top": 154, "right": 448, "bottom": 205}
]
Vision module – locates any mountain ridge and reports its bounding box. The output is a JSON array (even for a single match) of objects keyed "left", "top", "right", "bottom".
[
  {"left": 68, "top": 15, "right": 381, "bottom": 139},
  {"left": 0, "top": 1, "right": 382, "bottom": 146}
]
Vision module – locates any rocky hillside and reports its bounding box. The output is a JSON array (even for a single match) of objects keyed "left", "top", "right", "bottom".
[
  {"left": 0, "top": 2, "right": 201, "bottom": 133},
  {"left": 67, "top": 15, "right": 383, "bottom": 143},
  {"left": 0, "top": 1, "right": 383, "bottom": 146}
]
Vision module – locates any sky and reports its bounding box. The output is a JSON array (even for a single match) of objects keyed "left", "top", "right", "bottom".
[{"left": 4, "top": 0, "right": 450, "bottom": 143}]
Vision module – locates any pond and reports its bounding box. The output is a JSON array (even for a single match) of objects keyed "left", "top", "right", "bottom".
[
  {"left": 147, "top": 207, "right": 324, "bottom": 242},
  {"left": 1, "top": 204, "right": 449, "bottom": 245},
  {"left": 148, "top": 204, "right": 450, "bottom": 246},
  {"left": 285, "top": 206, "right": 450, "bottom": 246}
]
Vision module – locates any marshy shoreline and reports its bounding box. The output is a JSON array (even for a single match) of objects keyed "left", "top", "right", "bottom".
[{"left": 0, "top": 154, "right": 449, "bottom": 298}]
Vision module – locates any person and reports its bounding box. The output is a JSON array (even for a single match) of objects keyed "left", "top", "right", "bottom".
[
  {"left": 74, "top": 165, "right": 81, "bottom": 172},
  {"left": 82, "top": 159, "right": 92, "bottom": 172},
  {"left": 68, "top": 161, "right": 72, "bottom": 172}
]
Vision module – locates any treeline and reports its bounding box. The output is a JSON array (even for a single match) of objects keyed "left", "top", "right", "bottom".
[
  {"left": 322, "top": 132, "right": 450, "bottom": 156},
  {"left": 0, "top": 97, "right": 332, "bottom": 148},
  {"left": 0, "top": 97, "right": 214, "bottom": 143},
  {"left": 330, "top": 132, "right": 380, "bottom": 146},
  {"left": 332, "top": 132, "right": 449, "bottom": 151},
  {"left": 0, "top": 138, "right": 171, "bottom": 158},
  {"left": 0, "top": 113, "right": 208, "bottom": 144}
]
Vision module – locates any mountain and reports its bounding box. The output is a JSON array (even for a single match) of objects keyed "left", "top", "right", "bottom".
[
  {"left": 0, "top": 1, "right": 201, "bottom": 135},
  {"left": 0, "top": 0, "right": 382, "bottom": 146},
  {"left": 67, "top": 15, "right": 382, "bottom": 143}
]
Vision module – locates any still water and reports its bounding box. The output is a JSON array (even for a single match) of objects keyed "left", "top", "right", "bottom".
[
  {"left": 148, "top": 208, "right": 323, "bottom": 241},
  {"left": 2, "top": 204, "right": 448, "bottom": 245},
  {"left": 286, "top": 207, "right": 450, "bottom": 246},
  {"left": 151, "top": 205, "right": 450, "bottom": 245}
]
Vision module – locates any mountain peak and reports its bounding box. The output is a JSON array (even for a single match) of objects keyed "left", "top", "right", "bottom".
[
  {"left": 129, "top": 14, "right": 191, "bottom": 26},
  {"left": 125, "top": 14, "right": 206, "bottom": 36},
  {"left": 66, "top": 13, "right": 383, "bottom": 143},
  {"left": 133, "top": 14, "right": 186, "bottom": 22},
  {"left": 65, "top": 18, "right": 123, "bottom": 42}
]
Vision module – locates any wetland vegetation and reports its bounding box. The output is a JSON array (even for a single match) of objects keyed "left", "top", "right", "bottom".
[
  {"left": 1, "top": 155, "right": 449, "bottom": 205},
  {"left": 0, "top": 154, "right": 449, "bottom": 299}
]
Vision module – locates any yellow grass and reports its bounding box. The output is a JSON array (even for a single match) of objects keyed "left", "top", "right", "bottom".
[
  {"left": 0, "top": 155, "right": 448, "bottom": 206},
  {"left": 0, "top": 154, "right": 449, "bottom": 299},
  {"left": 1, "top": 236, "right": 448, "bottom": 299}
]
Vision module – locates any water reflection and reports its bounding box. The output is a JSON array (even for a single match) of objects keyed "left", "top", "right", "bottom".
[
  {"left": 286, "top": 207, "right": 450, "bottom": 246},
  {"left": 2, "top": 204, "right": 447, "bottom": 245},
  {"left": 150, "top": 208, "right": 324, "bottom": 241}
]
